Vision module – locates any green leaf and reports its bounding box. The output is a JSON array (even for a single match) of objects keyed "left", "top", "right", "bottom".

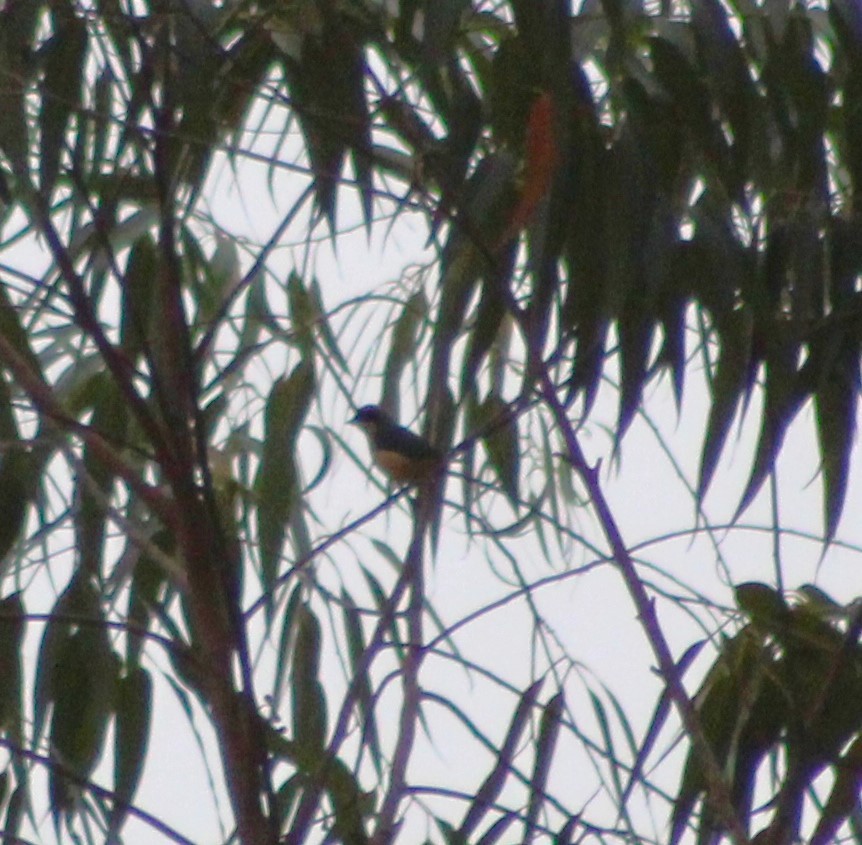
[
  {"left": 120, "top": 235, "right": 158, "bottom": 360},
  {"left": 0, "top": 6, "right": 36, "bottom": 180},
  {"left": 75, "top": 375, "right": 129, "bottom": 577},
  {"left": 735, "top": 340, "right": 806, "bottom": 521},
  {"left": 0, "top": 374, "right": 30, "bottom": 570},
  {"left": 239, "top": 268, "right": 272, "bottom": 351},
  {"left": 382, "top": 291, "right": 428, "bottom": 414},
  {"left": 697, "top": 310, "right": 753, "bottom": 502},
  {"left": 589, "top": 690, "right": 624, "bottom": 802},
  {"left": 460, "top": 278, "right": 507, "bottom": 399},
  {"left": 624, "top": 640, "right": 705, "bottom": 806},
  {"left": 561, "top": 97, "right": 608, "bottom": 414},
  {"left": 554, "top": 815, "right": 578, "bottom": 845},
  {"left": 68, "top": 203, "right": 159, "bottom": 266},
  {"left": 274, "top": 775, "right": 302, "bottom": 836},
  {"left": 730, "top": 658, "right": 785, "bottom": 823},
  {"left": 198, "top": 233, "right": 240, "bottom": 327},
  {"left": 488, "top": 34, "right": 540, "bottom": 150},
  {"left": 272, "top": 584, "right": 304, "bottom": 708},
  {"left": 3, "top": 785, "right": 26, "bottom": 843},
  {"left": 459, "top": 679, "right": 543, "bottom": 839},
  {"left": 0, "top": 275, "right": 43, "bottom": 378},
  {"left": 523, "top": 691, "right": 564, "bottom": 844},
  {"left": 616, "top": 303, "right": 655, "bottom": 442},
  {"left": 109, "top": 665, "right": 152, "bottom": 839},
  {"left": 478, "top": 394, "right": 519, "bottom": 506},
  {"left": 255, "top": 362, "right": 315, "bottom": 623},
  {"left": 90, "top": 67, "right": 113, "bottom": 172},
  {"left": 422, "top": 0, "right": 471, "bottom": 62},
  {"left": 38, "top": 14, "right": 87, "bottom": 198},
  {"left": 280, "top": 13, "right": 372, "bottom": 229},
  {"left": 326, "top": 756, "right": 373, "bottom": 843},
  {"left": 33, "top": 577, "right": 100, "bottom": 748},
  {"left": 0, "top": 593, "right": 25, "bottom": 738},
  {"left": 670, "top": 675, "right": 733, "bottom": 845},
  {"left": 691, "top": 0, "right": 758, "bottom": 195},
  {"left": 476, "top": 814, "right": 516, "bottom": 845},
  {"left": 49, "top": 613, "right": 117, "bottom": 823},
  {"left": 341, "top": 591, "right": 381, "bottom": 775},
  {"left": 813, "top": 337, "right": 859, "bottom": 542},
  {"left": 650, "top": 33, "right": 723, "bottom": 172},
  {"left": 125, "top": 529, "right": 173, "bottom": 667},
  {"left": 309, "top": 277, "right": 347, "bottom": 372},
  {"left": 292, "top": 603, "right": 327, "bottom": 757},
  {"left": 287, "top": 272, "right": 319, "bottom": 359},
  {"left": 810, "top": 735, "right": 862, "bottom": 845}
]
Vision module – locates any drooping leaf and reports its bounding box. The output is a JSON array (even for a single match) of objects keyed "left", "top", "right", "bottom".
[
  {"left": 254, "top": 362, "right": 315, "bottom": 623},
  {"left": 109, "top": 665, "right": 152, "bottom": 839},
  {"left": 341, "top": 591, "right": 381, "bottom": 775},
  {"left": 812, "top": 335, "right": 860, "bottom": 542},
  {"left": 421, "top": 0, "right": 471, "bottom": 63},
  {"left": 458, "top": 679, "right": 543, "bottom": 839},
  {"left": 38, "top": 13, "right": 87, "bottom": 198},
  {"left": 120, "top": 234, "right": 158, "bottom": 361},
  {"left": 287, "top": 272, "right": 319, "bottom": 360},
  {"left": 477, "top": 394, "right": 520, "bottom": 506},
  {"left": 272, "top": 583, "right": 304, "bottom": 709},
  {"left": 75, "top": 374, "right": 129, "bottom": 577},
  {"left": 0, "top": 4, "right": 39, "bottom": 180},
  {"left": 309, "top": 277, "right": 347, "bottom": 372},
  {"left": 476, "top": 813, "right": 516, "bottom": 845},
  {"left": 3, "top": 785, "right": 27, "bottom": 843},
  {"left": 691, "top": 0, "right": 758, "bottom": 196},
  {"left": 239, "top": 269, "right": 273, "bottom": 352},
  {"left": 279, "top": 11, "right": 372, "bottom": 229},
  {"left": 198, "top": 233, "right": 240, "bottom": 328},
  {"left": 697, "top": 310, "right": 754, "bottom": 502},
  {"left": 292, "top": 603, "right": 326, "bottom": 758},
  {"left": 810, "top": 736, "right": 862, "bottom": 845},
  {"left": 616, "top": 301, "right": 655, "bottom": 444},
  {"left": 89, "top": 66, "right": 113, "bottom": 174},
  {"left": 0, "top": 372, "right": 30, "bottom": 571},
  {"left": 0, "top": 593, "right": 25, "bottom": 739},
  {"left": 523, "top": 691, "right": 564, "bottom": 844},
  {"left": 670, "top": 666, "right": 737, "bottom": 845},
  {"left": 33, "top": 576, "right": 101, "bottom": 748},
  {"left": 461, "top": 277, "right": 508, "bottom": 399},
  {"left": 49, "top": 611, "right": 117, "bottom": 825},
  {"left": 623, "top": 639, "right": 706, "bottom": 807},
  {"left": 326, "top": 755, "right": 373, "bottom": 844},
  {"left": 734, "top": 336, "right": 806, "bottom": 521},
  {"left": 125, "top": 529, "right": 172, "bottom": 667},
  {"left": 434, "top": 151, "right": 518, "bottom": 379},
  {"left": 382, "top": 291, "right": 428, "bottom": 415}
]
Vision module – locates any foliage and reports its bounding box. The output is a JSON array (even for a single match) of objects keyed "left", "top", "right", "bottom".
[
  {"left": 0, "top": 1, "right": 860, "bottom": 844},
  {"left": 674, "top": 583, "right": 862, "bottom": 845}
]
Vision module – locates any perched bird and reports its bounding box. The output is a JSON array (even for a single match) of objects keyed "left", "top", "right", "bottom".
[{"left": 350, "top": 405, "right": 444, "bottom": 486}]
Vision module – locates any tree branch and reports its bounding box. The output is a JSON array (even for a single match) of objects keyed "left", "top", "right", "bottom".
[{"left": 539, "top": 370, "right": 750, "bottom": 845}]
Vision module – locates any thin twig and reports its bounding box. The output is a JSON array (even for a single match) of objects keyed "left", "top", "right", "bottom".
[
  {"left": 372, "top": 496, "right": 429, "bottom": 844},
  {"left": 0, "top": 738, "right": 197, "bottom": 845}
]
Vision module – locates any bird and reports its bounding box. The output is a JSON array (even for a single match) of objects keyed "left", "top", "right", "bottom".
[{"left": 350, "top": 405, "right": 444, "bottom": 486}]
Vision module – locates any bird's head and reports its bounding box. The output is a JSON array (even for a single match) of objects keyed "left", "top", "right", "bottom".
[{"left": 350, "top": 404, "right": 391, "bottom": 435}]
